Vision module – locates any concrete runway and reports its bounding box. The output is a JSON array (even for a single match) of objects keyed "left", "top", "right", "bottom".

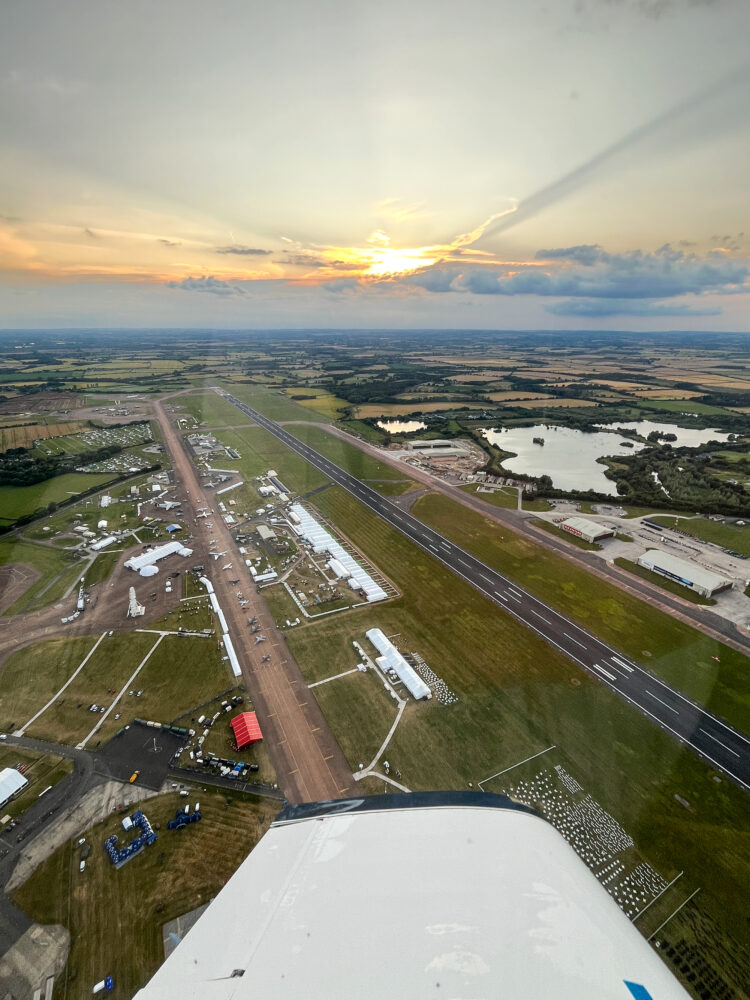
[{"left": 220, "top": 391, "right": 750, "bottom": 793}]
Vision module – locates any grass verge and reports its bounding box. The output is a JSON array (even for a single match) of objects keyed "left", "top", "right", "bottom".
[{"left": 13, "top": 790, "right": 277, "bottom": 999}]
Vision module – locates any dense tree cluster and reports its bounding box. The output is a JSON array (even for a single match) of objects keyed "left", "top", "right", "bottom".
[{"left": 0, "top": 444, "right": 123, "bottom": 487}]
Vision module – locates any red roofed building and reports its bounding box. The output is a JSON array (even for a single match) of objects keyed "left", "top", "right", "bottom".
[{"left": 230, "top": 711, "right": 263, "bottom": 750}]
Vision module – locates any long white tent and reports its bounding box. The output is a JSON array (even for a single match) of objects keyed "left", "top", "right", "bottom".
[
  {"left": 366, "top": 628, "right": 431, "bottom": 700},
  {"left": 290, "top": 504, "right": 387, "bottom": 603},
  {"left": 125, "top": 540, "right": 192, "bottom": 572}
]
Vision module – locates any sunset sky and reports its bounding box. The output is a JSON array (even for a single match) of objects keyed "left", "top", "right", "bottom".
[{"left": 2, "top": 0, "right": 749, "bottom": 330}]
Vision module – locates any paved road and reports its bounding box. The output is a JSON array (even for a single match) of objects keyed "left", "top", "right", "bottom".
[
  {"left": 153, "top": 400, "right": 353, "bottom": 804},
  {"left": 219, "top": 391, "right": 750, "bottom": 792}
]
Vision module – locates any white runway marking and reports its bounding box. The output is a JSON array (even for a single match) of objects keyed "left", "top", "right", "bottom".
[
  {"left": 699, "top": 728, "right": 739, "bottom": 757},
  {"left": 646, "top": 689, "right": 679, "bottom": 714}
]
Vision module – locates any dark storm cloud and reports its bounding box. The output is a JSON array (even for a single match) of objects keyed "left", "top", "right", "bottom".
[
  {"left": 215, "top": 245, "right": 271, "bottom": 256},
  {"left": 166, "top": 275, "right": 245, "bottom": 296},
  {"left": 546, "top": 298, "right": 721, "bottom": 317}
]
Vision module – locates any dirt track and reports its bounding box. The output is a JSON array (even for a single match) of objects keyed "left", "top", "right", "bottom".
[{"left": 152, "top": 400, "right": 353, "bottom": 804}]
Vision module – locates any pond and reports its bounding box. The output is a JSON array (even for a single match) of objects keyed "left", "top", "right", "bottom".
[
  {"left": 376, "top": 420, "right": 427, "bottom": 434},
  {"left": 482, "top": 424, "right": 646, "bottom": 494},
  {"left": 594, "top": 420, "right": 731, "bottom": 447}
]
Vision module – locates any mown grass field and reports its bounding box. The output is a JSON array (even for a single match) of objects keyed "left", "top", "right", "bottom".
[
  {"left": 0, "top": 632, "right": 233, "bottom": 746},
  {"left": 648, "top": 514, "right": 750, "bottom": 556},
  {"left": 13, "top": 790, "right": 277, "bottom": 1000},
  {"left": 172, "top": 390, "right": 248, "bottom": 427},
  {"left": 0, "top": 746, "right": 73, "bottom": 818},
  {"left": 277, "top": 485, "right": 749, "bottom": 994},
  {"left": 0, "top": 537, "right": 82, "bottom": 615},
  {"left": 290, "top": 424, "right": 416, "bottom": 494},
  {"left": 413, "top": 493, "right": 750, "bottom": 732},
  {"left": 614, "top": 557, "right": 716, "bottom": 606},
  {"left": 0, "top": 472, "right": 117, "bottom": 525},
  {"left": 459, "top": 484, "right": 553, "bottom": 512},
  {"left": 221, "top": 380, "right": 335, "bottom": 423}
]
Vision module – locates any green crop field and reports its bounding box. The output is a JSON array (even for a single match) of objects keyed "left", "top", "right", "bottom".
[
  {"left": 0, "top": 473, "right": 117, "bottom": 525},
  {"left": 413, "top": 493, "right": 750, "bottom": 732},
  {"left": 276, "top": 485, "right": 748, "bottom": 994},
  {"left": 636, "top": 399, "right": 730, "bottom": 416},
  {"left": 13, "top": 790, "right": 276, "bottom": 1000},
  {"left": 648, "top": 514, "right": 750, "bottom": 556}
]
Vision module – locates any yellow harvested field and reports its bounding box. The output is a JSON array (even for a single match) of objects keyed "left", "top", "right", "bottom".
[
  {"left": 0, "top": 421, "right": 87, "bottom": 451},
  {"left": 355, "top": 401, "right": 488, "bottom": 418}
]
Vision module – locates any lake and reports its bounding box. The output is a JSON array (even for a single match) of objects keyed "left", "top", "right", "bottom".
[
  {"left": 482, "top": 424, "right": 646, "bottom": 494},
  {"left": 376, "top": 420, "right": 427, "bottom": 434},
  {"left": 594, "top": 420, "right": 731, "bottom": 447}
]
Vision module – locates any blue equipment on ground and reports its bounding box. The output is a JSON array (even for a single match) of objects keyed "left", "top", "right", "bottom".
[{"left": 103, "top": 810, "right": 157, "bottom": 868}]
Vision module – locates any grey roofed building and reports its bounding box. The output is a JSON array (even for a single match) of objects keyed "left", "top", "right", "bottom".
[{"left": 637, "top": 549, "right": 732, "bottom": 598}]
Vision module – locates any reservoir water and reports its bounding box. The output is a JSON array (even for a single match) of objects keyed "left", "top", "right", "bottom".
[
  {"left": 594, "top": 420, "right": 730, "bottom": 447},
  {"left": 482, "top": 424, "right": 645, "bottom": 494}
]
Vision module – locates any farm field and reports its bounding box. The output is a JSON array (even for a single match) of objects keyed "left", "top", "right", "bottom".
[
  {"left": 0, "top": 421, "right": 88, "bottom": 452},
  {"left": 412, "top": 493, "right": 750, "bottom": 732},
  {"left": 13, "top": 790, "right": 276, "bottom": 1000},
  {"left": 276, "top": 485, "right": 748, "bottom": 995},
  {"left": 355, "top": 401, "right": 488, "bottom": 418},
  {"left": 0, "top": 472, "right": 117, "bottom": 526},
  {"left": 283, "top": 388, "right": 350, "bottom": 419}
]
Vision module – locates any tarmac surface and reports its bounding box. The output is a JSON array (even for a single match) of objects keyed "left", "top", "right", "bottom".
[
  {"left": 153, "top": 399, "right": 354, "bottom": 805},
  {"left": 220, "top": 391, "right": 750, "bottom": 793}
]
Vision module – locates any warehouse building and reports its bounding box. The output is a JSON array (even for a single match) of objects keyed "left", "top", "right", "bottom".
[
  {"left": 0, "top": 768, "right": 28, "bottom": 810},
  {"left": 559, "top": 517, "right": 614, "bottom": 544},
  {"left": 637, "top": 549, "right": 732, "bottom": 598}
]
